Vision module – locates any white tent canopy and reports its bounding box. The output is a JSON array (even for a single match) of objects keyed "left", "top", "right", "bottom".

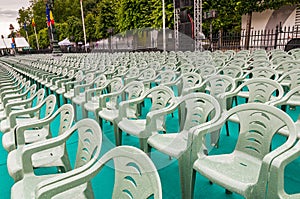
[
  {"left": 0, "top": 37, "right": 29, "bottom": 49},
  {"left": 15, "top": 37, "right": 29, "bottom": 48},
  {"left": 0, "top": 38, "right": 12, "bottom": 49},
  {"left": 58, "top": 38, "right": 72, "bottom": 46}
]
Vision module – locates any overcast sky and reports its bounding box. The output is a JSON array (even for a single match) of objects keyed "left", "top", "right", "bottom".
[{"left": 0, "top": 0, "right": 30, "bottom": 37}]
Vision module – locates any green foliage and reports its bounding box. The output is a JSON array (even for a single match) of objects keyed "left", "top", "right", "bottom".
[
  {"left": 37, "top": 28, "right": 50, "bottom": 49},
  {"left": 17, "top": 0, "right": 299, "bottom": 49}
]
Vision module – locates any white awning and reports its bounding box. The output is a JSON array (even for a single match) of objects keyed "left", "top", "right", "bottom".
[{"left": 58, "top": 38, "right": 72, "bottom": 46}]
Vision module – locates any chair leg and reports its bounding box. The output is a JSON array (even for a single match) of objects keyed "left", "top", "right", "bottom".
[
  {"left": 62, "top": 95, "right": 67, "bottom": 105},
  {"left": 225, "top": 121, "right": 230, "bottom": 136},
  {"left": 59, "top": 153, "right": 72, "bottom": 173},
  {"left": 82, "top": 106, "right": 88, "bottom": 119},
  {"left": 115, "top": 127, "right": 122, "bottom": 146},
  {"left": 72, "top": 103, "right": 77, "bottom": 121},
  {"left": 139, "top": 138, "right": 150, "bottom": 154},
  {"left": 178, "top": 153, "right": 195, "bottom": 199},
  {"left": 56, "top": 94, "right": 61, "bottom": 107}
]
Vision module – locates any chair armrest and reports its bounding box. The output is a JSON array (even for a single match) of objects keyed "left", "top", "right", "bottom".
[
  {"left": 98, "top": 89, "right": 124, "bottom": 109},
  {"left": 2, "top": 92, "right": 26, "bottom": 106},
  {"left": 266, "top": 142, "right": 300, "bottom": 198},
  {"left": 35, "top": 156, "right": 98, "bottom": 199},
  {"left": 190, "top": 112, "right": 227, "bottom": 157},
  {"left": 1, "top": 86, "right": 22, "bottom": 100},
  {"left": 9, "top": 102, "right": 46, "bottom": 128},
  {"left": 85, "top": 87, "right": 106, "bottom": 102},
  {"left": 146, "top": 101, "right": 179, "bottom": 131},
  {"left": 57, "top": 77, "right": 74, "bottom": 87},
  {"left": 5, "top": 96, "right": 35, "bottom": 116},
  {"left": 65, "top": 81, "right": 80, "bottom": 92},
  {"left": 21, "top": 127, "right": 73, "bottom": 175},
  {"left": 74, "top": 82, "right": 93, "bottom": 96},
  {"left": 14, "top": 112, "right": 60, "bottom": 146},
  {"left": 118, "top": 96, "right": 145, "bottom": 119}
]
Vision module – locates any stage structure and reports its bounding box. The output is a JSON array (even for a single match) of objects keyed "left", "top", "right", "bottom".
[{"left": 173, "top": 0, "right": 203, "bottom": 51}]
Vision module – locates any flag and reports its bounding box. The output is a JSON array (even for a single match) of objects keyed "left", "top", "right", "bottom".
[
  {"left": 46, "top": 4, "right": 51, "bottom": 27},
  {"left": 50, "top": 11, "right": 55, "bottom": 25},
  {"left": 31, "top": 18, "right": 36, "bottom": 27},
  {"left": 23, "top": 22, "right": 27, "bottom": 30}
]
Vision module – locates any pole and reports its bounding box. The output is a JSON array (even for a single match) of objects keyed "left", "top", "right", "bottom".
[
  {"left": 162, "top": 0, "right": 166, "bottom": 51},
  {"left": 25, "top": 30, "right": 29, "bottom": 44},
  {"left": 80, "top": 0, "right": 87, "bottom": 52},
  {"left": 34, "top": 26, "right": 40, "bottom": 50},
  {"left": 200, "top": 0, "right": 203, "bottom": 50}
]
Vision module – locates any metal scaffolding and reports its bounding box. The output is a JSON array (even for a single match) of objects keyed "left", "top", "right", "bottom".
[
  {"left": 194, "top": 0, "right": 202, "bottom": 51},
  {"left": 174, "top": 7, "right": 180, "bottom": 50},
  {"left": 173, "top": 0, "right": 203, "bottom": 51}
]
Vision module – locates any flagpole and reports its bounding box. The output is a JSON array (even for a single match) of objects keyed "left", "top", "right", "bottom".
[
  {"left": 34, "top": 25, "right": 40, "bottom": 50},
  {"left": 80, "top": 0, "right": 87, "bottom": 52},
  {"left": 25, "top": 31, "right": 29, "bottom": 43}
]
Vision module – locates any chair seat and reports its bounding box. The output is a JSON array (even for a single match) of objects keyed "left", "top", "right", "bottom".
[
  {"left": 56, "top": 87, "right": 65, "bottom": 95},
  {"left": 0, "top": 105, "right": 26, "bottom": 120},
  {"left": 8, "top": 145, "right": 66, "bottom": 181},
  {"left": 118, "top": 118, "right": 146, "bottom": 137},
  {"left": 193, "top": 152, "right": 261, "bottom": 195},
  {"left": 84, "top": 100, "right": 98, "bottom": 112},
  {"left": 0, "top": 116, "right": 37, "bottom": 133},
  {"left": 98, "top": 109, "right": 118, "bottom": 122},
  {"left": 50, "top": 85, "right": 58, "bottom": 91},
  {"left": 2, "top": 128, "right": 50, "bottom": 152},
  {"left": 72, "top": 93, "right": 85, "bottom": 105},
  {"left": 11, "top": 174, "right": 59, "bottom": 199},
  {"left": 63, "top": 89, "right": 74, "bottom": 99},
  {"left": 147, "top": 132, "right": 188, "bottom": 158}
]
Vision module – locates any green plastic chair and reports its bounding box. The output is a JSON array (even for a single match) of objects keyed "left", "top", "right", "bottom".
[
  {"left": 147, "top": 92, "right": 221, "bottom": 199},
  {"left": 116, "top": 85, "right": 176, "bottom": 152},
  {"left": 2, "top": 88, "right": 46, "bottom": 151},
  {"left": 191, "top": 103, "right": 297, "bottom": 199},
  {"left": 97, "top": 81, "right": 145, "bottom": 145},
  {"left": 174, "top": 72, "right": 202, "bottom": 97},
  {"left": 269, "top": 85, "right": 300, "bottom": 138},
  {"left": 0, "top": 94, "right": 56, "bottom": 134},
  {"left": 10, "top": 118, "right": 102, "bottom": 199},
  {"left": 34, "top": 146, "right": 162, "bottom": 199},
  {"left": 83, "top": 77, "right": 124, "bottom": 119},
  {"left": 266, "top": 139, "right": 300, "bottom": 199},
  {"left": 6, "top": 104, "right": 74, "bottom": 181},
  {"left": 71, "top": 74, "right": 107, "bottom": 121},
  {"left": 0, "top": 84, "right": 37, "bottom": 120}
]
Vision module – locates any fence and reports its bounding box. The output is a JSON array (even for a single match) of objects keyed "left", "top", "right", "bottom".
[
  {"left": 92, "top": 25, "right": 300, "bottom": 53},
  {"left": 210, "top": 25, "right": 300, "bottom": 51}
]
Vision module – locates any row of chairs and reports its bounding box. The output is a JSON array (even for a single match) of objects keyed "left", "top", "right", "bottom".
[
  {"left": 1, "top": 48, "right": 300, "bottom": 199},
  {"left": 0, "top": 63, "right": 163, "bottom": 198}
]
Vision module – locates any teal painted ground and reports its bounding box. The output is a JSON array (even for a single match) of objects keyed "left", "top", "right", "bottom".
[{"left": 0, "top": 94, "right": 299, "bottom": 198}]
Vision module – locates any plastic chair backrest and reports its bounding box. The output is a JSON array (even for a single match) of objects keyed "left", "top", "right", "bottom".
[
  {"left": 183, "top": 93, "right": 221, "bottom": 130},
  {"left": 230, "top": 103, "right": 297, "bottom": 160},
  {"left": 74, "top": 119, "right": 103, "bottom": 168},
  {"left": 147, "top": 86, "right": 175, "bottom": 111}
]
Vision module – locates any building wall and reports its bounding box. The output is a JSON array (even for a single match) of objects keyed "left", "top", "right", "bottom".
[{"left": 241, "top": 5, "right": 298, "bottom": 31}]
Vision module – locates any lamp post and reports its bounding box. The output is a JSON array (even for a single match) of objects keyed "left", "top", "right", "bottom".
[{"left": 45, "top": 0, "right": 61, "bottom": 54}]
